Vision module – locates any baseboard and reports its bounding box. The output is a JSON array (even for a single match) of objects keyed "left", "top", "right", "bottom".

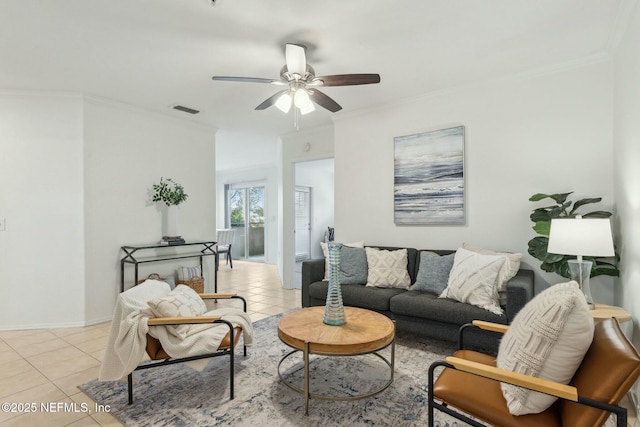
[{"left": 0, "top": 315, "right": 113, "bottom": 331}]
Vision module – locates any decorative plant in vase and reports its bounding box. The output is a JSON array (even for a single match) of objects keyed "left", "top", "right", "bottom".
[
  {"left": 151, "top": 178, "right": 188, "bottom": 239},
  {"left": 528, "top": 192, "right": 619, "bottom": 279},
  {"left": 152, "top": 177, "right": 188, "bottom": 206}
]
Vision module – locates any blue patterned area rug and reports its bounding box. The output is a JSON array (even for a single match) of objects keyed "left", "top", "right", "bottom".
[{"left": 81, "top": 314, "right": 465, "bottom": 427}]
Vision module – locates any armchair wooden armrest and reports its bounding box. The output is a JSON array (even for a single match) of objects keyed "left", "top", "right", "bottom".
[
  {"left": 445, "top": 356, "right": 578, "bottom": 401},
  {"left": 471, "top": 320, "right": 509, "bottom": 334},
  {"left": 199, "top": 293, "right": 238, "bottom": 299},
  {"left": 458, "top": 320, "right": 509, "bottom": 350},
  {"left": 198, "top": 293, "right": 247, "bottom": 312},
  {"left": 148, "top": 315, "right": 223, "bottom": 326}
]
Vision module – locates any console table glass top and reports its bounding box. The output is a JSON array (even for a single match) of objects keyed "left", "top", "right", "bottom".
[{"left": 120, "top": 240, "right": 217, "bottom": 292}]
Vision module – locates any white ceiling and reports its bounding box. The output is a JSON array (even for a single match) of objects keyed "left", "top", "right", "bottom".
[{"left": 0, "top": 0, "right": 630, "bottom": 137}]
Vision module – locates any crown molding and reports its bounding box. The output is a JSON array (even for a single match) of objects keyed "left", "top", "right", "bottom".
[{"left": 336, "top": 52, "right": 613, "bottom": 123}]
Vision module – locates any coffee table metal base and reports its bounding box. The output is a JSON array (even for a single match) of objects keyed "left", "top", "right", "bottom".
[{"left": 277, "top": 339, "right": 395, "bottom": 415}]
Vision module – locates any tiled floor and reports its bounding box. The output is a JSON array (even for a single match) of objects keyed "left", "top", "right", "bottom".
[
  {"left": 0, "top": 261, "right": 300, "bottom": 427},
  {"left": 1, "top": 260, "right": 637, "bottom": 426}
]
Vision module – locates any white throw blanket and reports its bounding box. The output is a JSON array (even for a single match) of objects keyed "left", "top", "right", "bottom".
[{"left": 99, "top": 280, "right": 254, "bottom": 382}]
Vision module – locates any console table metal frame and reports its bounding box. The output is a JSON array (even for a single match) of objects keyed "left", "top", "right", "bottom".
[{"left": 120, "top": 241, "right": 218, "bottom": 292}]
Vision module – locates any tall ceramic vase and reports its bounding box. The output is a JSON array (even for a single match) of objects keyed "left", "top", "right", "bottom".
[
  {"left": 166, "top": 205, "right": 179, "bottom": 237},
  {"left": 323, "top": 242, "right": 346, "bottom": 326}
]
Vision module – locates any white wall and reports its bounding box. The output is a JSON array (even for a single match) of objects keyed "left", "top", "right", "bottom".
[
  {"left": 0, "top": 93, "right": 86, "bottom": 328},
  {"left": 334, "top": 62, "right": 615, "bottom": 300},
  {"left": 613, "top": 1, "right": 640, "bottom": 344},
  {"left": 281, "top": 125, "right": 334, "bottom": 288},
  {"left": 0, "top": 92, "right": 217, "bottom": 329},
  {"left": 84, "top": 97, "right": 217, "bottom": 323},
  {"left": 295, "top": 159, "right": 335, "bottom": 259}
]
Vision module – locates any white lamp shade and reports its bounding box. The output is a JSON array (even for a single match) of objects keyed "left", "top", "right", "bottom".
[{"left": 547, "top": 217, "right": 615, "bottom": 257}]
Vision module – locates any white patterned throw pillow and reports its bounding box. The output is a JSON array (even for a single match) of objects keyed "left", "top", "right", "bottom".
[
  {"left": 147, "top": 285, "right": 207, "bottom": 338},
  {"left": 365, "top": 247, "right": 411, "bottom": 289},
  {"left": 497, "top": 281, "right": 594, "bottom": 415},
  {"left": 462, "top": 242, "right": 522, "bottom": 291},
  {"left": 439, "top": 247, "right": 505, "bottom": 314}
]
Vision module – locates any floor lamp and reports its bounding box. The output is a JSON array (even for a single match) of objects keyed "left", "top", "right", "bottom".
[{"left": 547, "top": 215, "right": 615, "bottom": 309}]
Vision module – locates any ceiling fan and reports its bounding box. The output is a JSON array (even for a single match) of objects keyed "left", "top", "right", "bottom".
[{"left": 212, "top": 43, "right": 381, "bottom": 115}]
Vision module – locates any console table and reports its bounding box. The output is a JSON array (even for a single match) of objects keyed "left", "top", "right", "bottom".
[{"left": 120, "top": 240, "right": 218, "bottom": 292}]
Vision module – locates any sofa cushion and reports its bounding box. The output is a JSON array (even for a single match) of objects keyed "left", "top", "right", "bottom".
[
  {"left": 390, "top": 291, "right": 507, "bottom": 325},
  {"left": 321, "top": 240, "right": 365, "bottom": 280},
  {"left": 462, "top": 242, "right": 523, "bottom": 292},
  {"left": 410, "top": 251, "right": 455, "bottom": 294},
  {"left": 308, "top": 281, "right": 404, "bottom": 311},
  {"left": 365, "top": 247, "right": 411, "bottom": 289},
  {"left": 340, "top": 246, "right": 368, "bottom": 285},
  {"left": 440, "top": 247, "right": 505, "bottom": 315}
]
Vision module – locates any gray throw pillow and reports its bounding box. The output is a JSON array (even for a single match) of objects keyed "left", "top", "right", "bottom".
[
  {"left": 410, "top": 251, "right": 455, "bottom": 294},
  {"left": 339, "top": 246, "right": 368, "bottom": 285}
]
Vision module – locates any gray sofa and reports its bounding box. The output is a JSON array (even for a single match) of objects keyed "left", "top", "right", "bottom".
[{"left": 302, "top": 246, "right": 534, "bottom": 352}]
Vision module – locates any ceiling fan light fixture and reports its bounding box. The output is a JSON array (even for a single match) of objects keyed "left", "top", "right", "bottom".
[
  {"left": 294, "top": 88, "right": 312, "bottom": 109},
  {"left": 275, "top": 92, "right": 292, "bottom": 113},
  {"left": 299, "top": 101, "right": 315, "bottom": 115}
]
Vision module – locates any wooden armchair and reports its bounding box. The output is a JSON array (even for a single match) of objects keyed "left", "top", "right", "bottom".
[
  {"left": 127, "top": 293, "right": 247, "bottom": 404},
  {"left": 428, "top": 318, "right": 640, "bottom": 427}
]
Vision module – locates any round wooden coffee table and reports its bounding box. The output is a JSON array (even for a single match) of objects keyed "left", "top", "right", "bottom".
[{"left": 277, "top": 306, "right": 396, "bottom": 415}]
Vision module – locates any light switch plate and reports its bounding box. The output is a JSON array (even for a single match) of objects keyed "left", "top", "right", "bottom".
[{"left": 0, "top": 218, "right": 5, "bottom": 231}]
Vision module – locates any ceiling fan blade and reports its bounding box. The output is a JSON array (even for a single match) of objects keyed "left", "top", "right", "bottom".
[
  {"left": 255, "top": 90, "right": 290, "bottom": 110},
  {"left": 285, "top": 44, "right": 307, "bottom": 77},
  {"left": 313, "top": 74, "right": 381, "bottom": 86},
  {"left": 212, "top": 76, "right": 286, "bottom": 85},
  {"left": 309, "top": 89, "right": 342, "bottom": 113}
]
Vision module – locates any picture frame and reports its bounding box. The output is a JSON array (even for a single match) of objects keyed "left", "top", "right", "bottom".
[{"left": 394, "top": 125, "right": 465, "bottom": 225}]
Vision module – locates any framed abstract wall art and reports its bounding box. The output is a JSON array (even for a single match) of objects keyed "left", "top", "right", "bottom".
[{"left": 394, "top": 125, "right": 465, "bottom": 225}]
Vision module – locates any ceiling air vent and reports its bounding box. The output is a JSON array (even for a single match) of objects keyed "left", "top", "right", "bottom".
[{"left": 171, "top": 105, "right": 200, "bottom": 115}]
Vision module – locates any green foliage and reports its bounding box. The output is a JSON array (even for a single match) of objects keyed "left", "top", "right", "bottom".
[
  {"left": 152, "top": 178, "right": 188, "bottom": 206},
  {"left": 527, "top": 192, "right": 619, "bottom": 279}
]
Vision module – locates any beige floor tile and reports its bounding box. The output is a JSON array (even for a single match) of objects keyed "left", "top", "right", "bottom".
[
  {"left": 0, "top": 382, "right": 67, "bottom": 423},
  {"left": 27, "top": 346, "right": 92, "bottom": 369},
  {"left": 89, "top": 349, "right": 105, "bottom": 362},
  {"left": 62, "top": 329, "right": 109, "bottom": 346},
  {"left": 2, "top": 330, "right": 59, "bottom": 347},
  {"left": 0, "top": 328, "right": 45, "bottom": 341},
  {"left": 35, "top": 356, "right": 100, "bottom": 382},
  {"left": 53, "top": 366, "right": 100, "bottom": 396},
  {"left": 66, "top": 416, "right": 102, "bottom": 427},
  {"left": 48, "top": 326, "right": 91, "bottom": 337},
  {"left": 91, "top": 410, "right": 124, "bottom": 427},
  {"left": 73, "top": 336, "right": 108, "bottom": 355},
  {"left": 0, "top": 347, "right": 24, "bottom": 364},
  {"left": 0, "top": 369, "right": 50, "bottom": 399},
  {"left": 0, "top": 358, "right": 34, "bottom": 380},
  {"left": 10, "top": 337, "right": 73, "bottom": 358}
]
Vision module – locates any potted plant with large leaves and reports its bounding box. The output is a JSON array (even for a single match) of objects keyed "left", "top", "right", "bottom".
[{"left": 528, "top": 192, "right": 619, "bottom": 279}]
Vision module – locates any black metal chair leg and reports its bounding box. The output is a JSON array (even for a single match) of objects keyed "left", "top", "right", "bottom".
[{"left": 128, "top": 373, "right": 133, "bottom": 404}]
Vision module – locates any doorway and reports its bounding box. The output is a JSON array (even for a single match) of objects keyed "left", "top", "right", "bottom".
[
  {"left": 226, "top": 182, "right": 266, "bottom": 261},
  {"left": 295, "top": 186, "right": 311, "bottom": 261},
  {"left": 293, "top": 159, "right": 334, "bottom": 288}
]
